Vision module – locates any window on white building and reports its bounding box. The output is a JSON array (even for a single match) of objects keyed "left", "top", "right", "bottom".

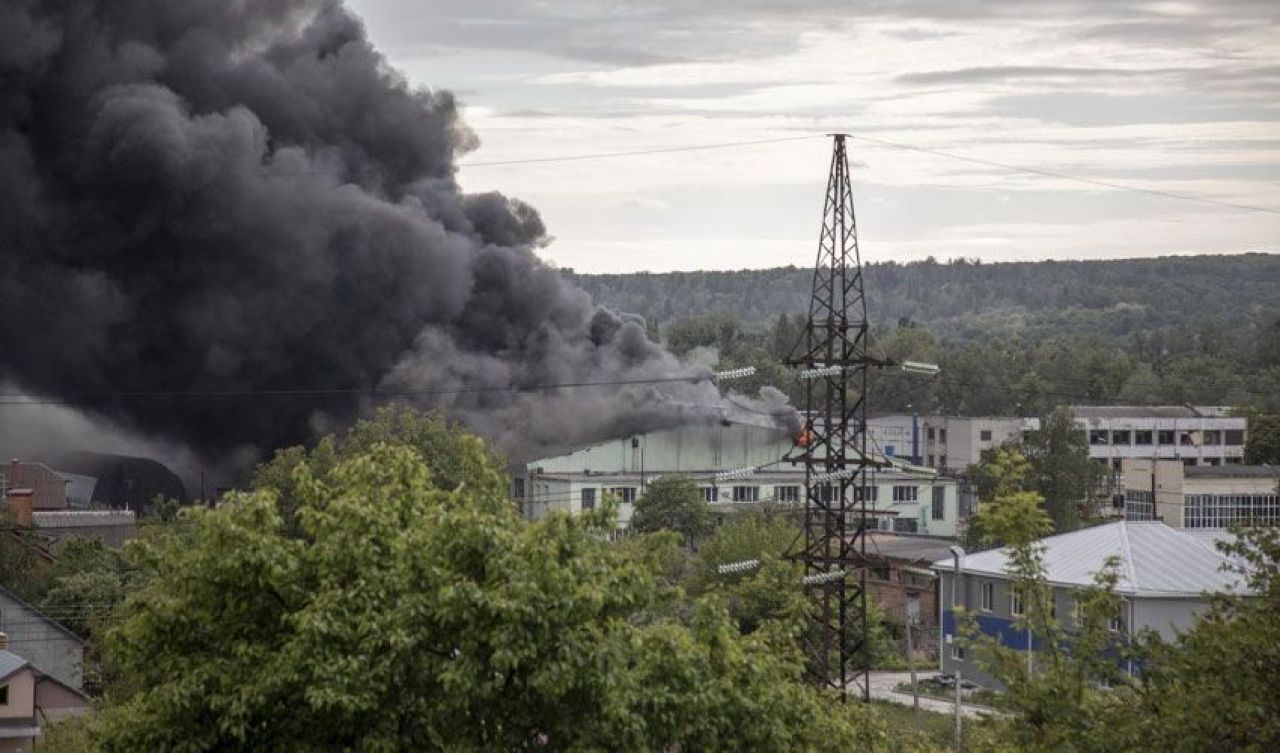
[
  {"left": 775, "top": 485, "right": 800, "bottom": 502},
  {"left": 1089, "top": 430, "right": 1109, "bottom": 445},
  {"left": 856, "top": 485, "right": 879, "bottom": 502},
  {"left": 732, "top": 485, "right": 759, "bottom": 503},
  {"left": 1111, "top": 430, "right": 1131, "bottom": 445},
  {"left": 980, "top": 429, "right": 993, "bottom": 441},
  {"left": 893, "top": 518, "right": 918, "bottom": 533},
  {"left": 1225, "top": 430, "right": 1245, "bottom": 446},
  {"left": 580, "top": 488, "right": 596, "bottom": 511},
  {"left": 1158, "top": 430, "right": 1176, "bottom": 445},
  {"left": 1202, "top": 430, "right": 1221, "bottom": 445},
  {"left": 1010, "top": 590, "right": 1024, "bottom": 616},
  {"left": 1134, "top": 430, "right": 1153, "bottom": 445},
  {"left": 932, "top": 486, "right": 946, "bottom": 520},
  {"left": 892, "top": 485, "right": 919, "bottom": 502},
  {"left": 608, "top": 487, "right": 636, "bottom": 504},
  {"left": 701, "top": 487, "right": 719, "bottom": 503}
]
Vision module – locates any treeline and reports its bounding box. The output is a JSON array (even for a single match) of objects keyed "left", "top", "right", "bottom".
[
  {"left": 571, "top": 255, "right": 1280, "bottom": 416},
  {"left": 568, "top": 254, "right": 1280, "bottom": 342}
]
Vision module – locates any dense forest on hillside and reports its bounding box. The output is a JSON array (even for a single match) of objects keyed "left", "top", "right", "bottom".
[
  {"left": 568, "top": 255, "right": 1280, "bottom": 420},
  {"left": 568, "top": 254, "right": 1280, "bottom": 343}
]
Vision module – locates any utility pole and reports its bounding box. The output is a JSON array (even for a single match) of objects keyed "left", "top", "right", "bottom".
[{"left": 787, "top": 134, "right": 883, "bottom": 701}]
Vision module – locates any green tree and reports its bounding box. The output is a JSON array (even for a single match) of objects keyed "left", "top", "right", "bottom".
[
  {"left": 630, "top": 475, "right": 713, "bottom": 547},
  {"left": 1023, "top": 407, "right": 1097, "bottom": 532},
  {"left": 251, "top": 405, "right": 491, "bottom": 535},
  {"left": 96, "top": 438, "right": 928, "bottom": 752},
  {"left": 1244, "top": 413, "right": 1280, "bottom": 464}
]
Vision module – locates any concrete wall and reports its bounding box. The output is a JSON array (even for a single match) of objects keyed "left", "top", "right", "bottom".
[
  {"left": 0, "top": 592, "right": 83, "bottom": 690},
  {"left": 1132, "top": 598, "right": 1207, "bottom": 641},
  {"left": 1075, "top": 415, "right": 1247, "bottom": 465}
]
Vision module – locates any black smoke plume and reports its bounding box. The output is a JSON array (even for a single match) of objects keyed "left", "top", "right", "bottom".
[{"left": 0, "top": 0, "right": 793, "bottom": 466}]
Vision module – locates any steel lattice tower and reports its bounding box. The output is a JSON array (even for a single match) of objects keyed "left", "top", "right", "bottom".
[{"left": 787, "top": 133, "right": 878, "bottom": 701}]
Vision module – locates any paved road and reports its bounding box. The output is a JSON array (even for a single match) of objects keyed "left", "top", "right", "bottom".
[{"left": 864, "top": 670, "right": 1005, "bottom": 719}]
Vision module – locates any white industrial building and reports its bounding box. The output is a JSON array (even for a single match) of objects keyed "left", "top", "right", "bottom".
[
  {"left": 517, "top": 420, "right": 964, "bottom": 537},
  {"left": 935, "top": 520, "right": 1250, "bottom": 688},
  {"left": 1120, "top": 459, "right": 1279, "bottom": 528},
  {"left": 1071, "top": 406, "right": 1247, "bottom": 471}
]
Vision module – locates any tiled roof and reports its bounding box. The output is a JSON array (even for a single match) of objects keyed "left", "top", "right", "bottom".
[{"left": 932, "top": 521, "right": 1249, "bottom": 598}]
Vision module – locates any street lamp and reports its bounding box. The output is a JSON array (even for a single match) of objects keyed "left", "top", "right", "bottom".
[{"left": 948, "top": 544, "right": 966, "bottom": 752}]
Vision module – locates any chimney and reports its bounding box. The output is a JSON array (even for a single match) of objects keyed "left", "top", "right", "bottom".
[
  {"left": 6, "top": 488, "right": 34, "bottom": 528},
  {"left": 0, "top": 632, "right": 8, "bottom": 650}
]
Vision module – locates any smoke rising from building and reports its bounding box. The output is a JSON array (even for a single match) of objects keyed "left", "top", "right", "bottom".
[{"left": 0, "top": 0, "right": 794, "bottom": 467}]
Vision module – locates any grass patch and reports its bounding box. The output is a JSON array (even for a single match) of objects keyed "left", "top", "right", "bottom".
[{"left": 869, "top": 700, "right": 957, "bottom": 751}]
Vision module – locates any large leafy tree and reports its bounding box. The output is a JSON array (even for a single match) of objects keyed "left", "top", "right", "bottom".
[
  {"left": 629, "top": 474, "right": 714, "bottom": 547},
  {"left": 1022, "top": 407, "right": 1097, "bottom": 532},
  {"left": 95, "top": 434, "right": 922, "bottom": 752}
]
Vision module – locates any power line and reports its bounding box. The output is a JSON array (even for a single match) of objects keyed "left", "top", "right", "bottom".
[
  {"left": 458, "top": 135, "right": 823, "bottom": 167},
  {"left": 0, "top": 374, "right": 714, "bottom": 406},
  {"left": 844, "top": 132, "right": 1280, "bottom": 216},
  {"left": 257, "top": 131, "right": 1279, "bottom": 216}
]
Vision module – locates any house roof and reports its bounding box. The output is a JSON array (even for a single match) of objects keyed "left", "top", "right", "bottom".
[
  {"left": 932, "top": 521, "right": 1250, "bottom": 598},
  {"left": 0, "top": 650, "right": 28, "bottom": 681},
  {"left": 0, "top": 585, "right": 86, "bottom": 645}
]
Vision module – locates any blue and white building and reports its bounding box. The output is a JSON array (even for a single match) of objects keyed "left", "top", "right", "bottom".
[{"left": 934, "top": 521, "right": 1249, "bottom": 687}]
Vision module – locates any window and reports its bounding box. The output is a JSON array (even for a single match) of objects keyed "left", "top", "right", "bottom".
[
  {"left": 1089, "top": 430, "right": 1109, "bottom": 445},
  {"left": 732, "top": 485, "right": 759, "bottom": 503},
  {"left": 927, "top": 427, "right": 936, "bottom": 440},
  {"left": 513, "top": 478, "right": 526, "bottom": 499},
  {"left": 1158, "top": 430, "right": 1176, "bottom": 446},
  {"left": 701, "top": 487, "right": 719, "bottom": 503},
  {"left": 820, "top": 484, "right": 840, "bottom": 502},
  {"left": 932, "top": 486, "right": 946, "bottom": 520},
  {"left": 980, "top": 429, "right": 993, "bottom": 441},
  {"left": 939, "top": 429, "right": 948, "bottom": 443},
  {"left": 1134, "top": 430, "right": 1153, "bottom": 446},
  {"left": 885, "top": 444, "right": 896, "bottom": 457},
  {"left": 893, "top": 518, "right": 918, "bottom": 533},
  {"left": 775, "top": 485, "right": 800, "bottom": 503},
  {"left": 0, "top": 683, "right": 7, "bottom": 706},
  {"left": 1182, "top": 458, "right": 1197, "bottom": 467},
  {"left": 1225, "top": 430, "right": 1245, "bottom": 446},
  {"left": 580, "top": 488, "right": 596, "bottom": 511},
  {"left": 1010, "top": 590, "right": 1024, "bottom": 616},
  {"left": 870, "top": 566, "right": 892, "bottom": 581},
  {"left": 1202, "top": 430, "right": 1221, "bottom": 445},
  {"left": 1112, "top": 458, "right": 1123, "bottom": 471},
  {"left": 856, "top": 485, "right": 879, "bottom": 502},
  {"left": 939, "top": 456, "right": 948, "bottom": 468},
  {"left": 981, "top": 581, "right": 994, "bottom": 611},
  {"left": 927, "top": 454, "right": 935, "bottom": 466},
  {"left": 892, "top": 485, "right": 919, "bottom": 502},
  {"left": 608, "top": 487, "right": 636, "bottom": 504},
  {"left": 1180, "top": 431, "right": 1195, "bottom": 446},
  {"left": 1111, "top": 430, "right": 1131, "bottom": 445},
  {"left": 1204, "top": 457, "right": 1221, "bottom": 467}
]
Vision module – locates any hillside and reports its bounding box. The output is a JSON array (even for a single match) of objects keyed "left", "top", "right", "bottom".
[{"left": 566, "top": 254, "right": 1280, "bottom": 343}]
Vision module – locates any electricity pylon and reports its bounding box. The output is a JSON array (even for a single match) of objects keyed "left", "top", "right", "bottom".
[{"left": 787, "top": 133, "right": 883, "bottom": 701}]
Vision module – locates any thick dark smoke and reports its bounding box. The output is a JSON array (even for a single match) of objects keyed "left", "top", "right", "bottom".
[{"left": 0, "top": 0, "right": 793, "bottom": 467}]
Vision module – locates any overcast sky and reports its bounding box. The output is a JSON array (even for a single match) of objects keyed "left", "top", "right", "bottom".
[{"left": 346, "top": 0, "right": 1279, "bottom": 273}]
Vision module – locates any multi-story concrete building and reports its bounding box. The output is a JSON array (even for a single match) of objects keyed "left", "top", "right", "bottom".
[
  {"left": 934, "top": 521, "right": 1249, "bottom": 688},
  {"left": 1120, "top": 459, "right": 1279, "bottom": 528},
  {"left": 517, "top": 420, "right": 965, "bottom": 537},
  {"left": 1071, "top": 406, "right": 1247, "bottom": 471},
  {"left": 920, "top": 416, "right": 1040, "bottom": 473}
]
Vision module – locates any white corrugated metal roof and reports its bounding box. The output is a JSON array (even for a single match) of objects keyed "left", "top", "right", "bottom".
[{"left": 932, "top": 521, "right": 1250, "bottom": 598}]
